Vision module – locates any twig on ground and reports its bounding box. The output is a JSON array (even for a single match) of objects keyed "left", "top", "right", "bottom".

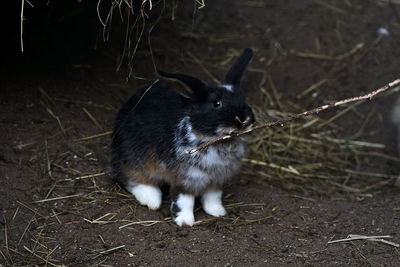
[
  {"left": 60, "top": 171, "right": 107, "bottom": 182},
  {"left": 186, "top": 79, "right": 400, "bottom": 154},
  {"left": 41, "top": 103, "right": 66, "bottom": 135},
  {"left": 91, "top": 245, "right": 126, "bottom": 259},
  {"left": 34, "top": 194, "right": 82, "bottom": 203},
  {"left": 2, "top": 215, "right": 10, "bottom": 262},
  {"left": 119, "top": 219, "right": 170, "bottom": 229},
  {"left": 39, "top": 88, "right": 56, "bottom": 106},
  {"left": 328, "top": 234, "right": 399, "bottom": 247},
  {"left": 84, "top": 213, "right": 117, "bottom": 224},
  {"left": 194, "top": 215, "right": 273, "bottom": 227},
  {"left": 16, "top": 201, "right": 45, "bottom": 218},
  {"left": 23, "top": 246, "right": 61, "bottom": 267},
  {"left": 294, "top": 42, "right": 364, "bottom": 60},
  {"left": 77, "top": 131, "right": 112, "bottom": 141},
  {"left": 44, "top": 139, "right": 52, "bottom": 178},
  {"left": 83, "top": 107, "right": 103, "bottom": 130}
]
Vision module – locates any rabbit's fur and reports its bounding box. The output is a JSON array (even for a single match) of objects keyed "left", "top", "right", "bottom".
[{"left": 111, "top": 48, "right": 255, "bottom": 226}]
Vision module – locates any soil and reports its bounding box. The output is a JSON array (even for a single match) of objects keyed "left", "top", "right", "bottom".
[{"left": 1, "top": 0, "right": 400, "bottom": 266}]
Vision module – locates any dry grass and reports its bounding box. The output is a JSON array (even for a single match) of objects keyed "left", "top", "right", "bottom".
[{"left": 243, "top": 83, "right": 400, "bottom": 197}]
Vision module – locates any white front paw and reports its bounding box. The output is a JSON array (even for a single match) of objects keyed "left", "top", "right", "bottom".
[
  {"left": 128, "top": 184, "right": 162, "bottom": 210},
  {"left": 174, "top": 211, "right": 195, "bottom": 227},
  {"left": 203, "top": 203, "right": 226, "bottom": 217},
  {"left": 201, "top": 189, "right": 226, "bottom": 217}
]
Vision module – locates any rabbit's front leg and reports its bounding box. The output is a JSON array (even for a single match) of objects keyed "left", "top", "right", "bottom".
[
  {"left": 171, "top": 193, "right": 195, "bottom": 227},
  {"left": 201, "top": 187, "right": 226, "bottom": 217}
]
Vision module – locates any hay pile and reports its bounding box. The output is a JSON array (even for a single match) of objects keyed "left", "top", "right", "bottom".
[{"left": 243, "top": 89, "right": 400, "bottom": 197}]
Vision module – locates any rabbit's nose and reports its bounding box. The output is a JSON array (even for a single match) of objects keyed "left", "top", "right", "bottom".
[
  {"left": 235, "top": 116, "right": 253, "bottom": 129},
  {"left": 242, "top": 116, "right": 253, "bottom": 128}
]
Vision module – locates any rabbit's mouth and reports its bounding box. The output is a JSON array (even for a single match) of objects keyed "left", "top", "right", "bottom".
[
  {"left": 216, "top": 126, "right": 245, "bottom": 137},
  {"left": 217, "top": 119, "right": 254, "bottom": 136}
]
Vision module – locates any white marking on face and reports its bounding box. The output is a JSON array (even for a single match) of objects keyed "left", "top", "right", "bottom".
[
  {"left": 220, "top": 84, "right": 234, "bottom": 92},
  {"left": 174, "top": 194, "right": 195, "bottom": 227},
  {"left": 127, "top": 183, "right": 162, "bottom": 210},
  {"left": 201, "top": 189, "right": 226, "bottom": 217}
]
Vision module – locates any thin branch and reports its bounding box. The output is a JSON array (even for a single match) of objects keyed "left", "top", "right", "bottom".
[
  {"left": 186, "top": 78, "right": 400, "bottom": 154},
  {"left": 20, "top": 0, "right": 25, "bottom": 52}
]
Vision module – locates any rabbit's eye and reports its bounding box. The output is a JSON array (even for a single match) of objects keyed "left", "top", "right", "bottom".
[{"left": 213, "top": 100, "right": 222, "bottom": 109}]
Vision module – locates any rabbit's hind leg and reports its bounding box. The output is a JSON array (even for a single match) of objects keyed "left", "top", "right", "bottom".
[
  {"left": 122, "top": 163, "right": 164, "bottom": 210},
  {"left": 126, "top": 182, "right": 162, "bottom": 210}
]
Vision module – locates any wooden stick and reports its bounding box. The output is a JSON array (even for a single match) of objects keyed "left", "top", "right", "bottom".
[{"left": 186, "top": 79, "right": 400, "bottom": 154}]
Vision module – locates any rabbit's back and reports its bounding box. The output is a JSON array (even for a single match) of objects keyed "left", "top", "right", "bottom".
[{"left": 111, "top": 81, "right": 186, "bottom": 182}]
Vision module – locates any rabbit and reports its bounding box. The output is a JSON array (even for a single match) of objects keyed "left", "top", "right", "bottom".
[{"left": 111, "top": 48, "right": 255, "bottom": 226}]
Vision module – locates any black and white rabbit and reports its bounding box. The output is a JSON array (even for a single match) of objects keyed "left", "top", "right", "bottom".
[{"left": 111, "top": 48, "right": 255, "bottom": 226}]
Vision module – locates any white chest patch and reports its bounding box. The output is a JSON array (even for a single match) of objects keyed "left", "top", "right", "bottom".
[
  {"left": 186, "top": 166, "right": 208, "bottom": 180},
  {"left": 174, "top": 116, "right": 246, "bottom": 193},
  {"left": 199, "top": 147, "right": 226, "bottom": 167}
]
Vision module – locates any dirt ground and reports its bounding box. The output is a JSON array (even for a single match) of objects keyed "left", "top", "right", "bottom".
[{"left": 1, "top": 0, "right": 400, "bottom": 266}]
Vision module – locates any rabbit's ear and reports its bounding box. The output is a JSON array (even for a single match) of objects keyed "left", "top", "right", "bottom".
[
  {"left": 156, "top": 70, "right": 207, "bottom": 100},
  {"left": 224, "top": 48, "right": 253, "bottom": 87}
]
